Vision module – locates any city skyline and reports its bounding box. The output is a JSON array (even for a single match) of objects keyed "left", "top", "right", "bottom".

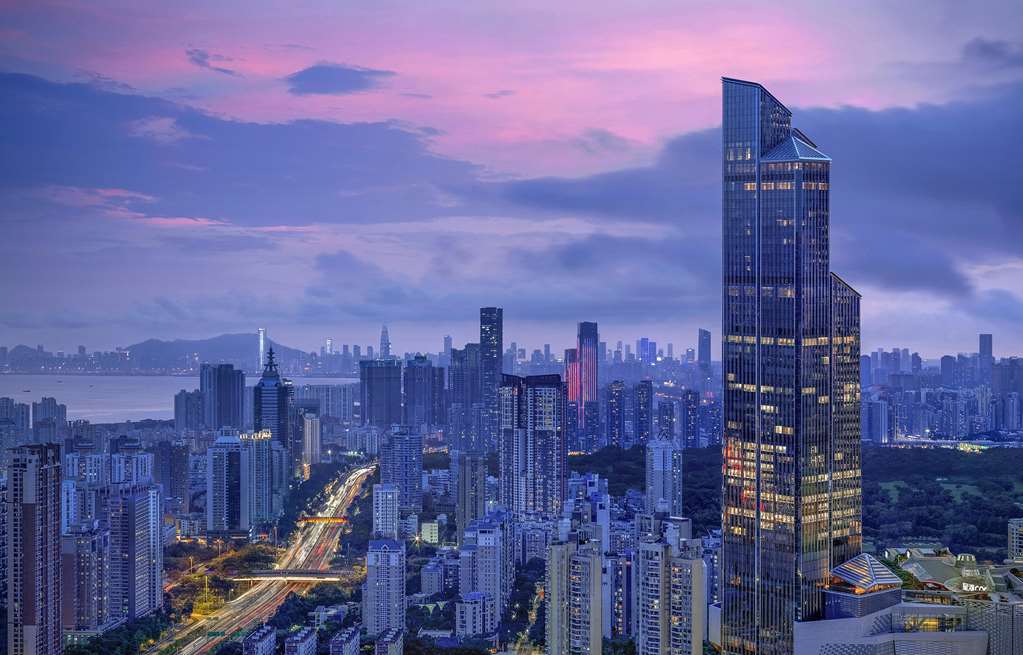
[{"left": 2, "top": 2, "right": 1022, "bottom": 354}]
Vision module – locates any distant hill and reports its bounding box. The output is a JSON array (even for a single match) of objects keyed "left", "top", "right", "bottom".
[{"left": 125, "top": 333, "right": 307, "bottom": 370}]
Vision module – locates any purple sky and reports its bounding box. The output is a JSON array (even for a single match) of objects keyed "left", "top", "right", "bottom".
[{"left": 1, "top": 1, "right": 1022, "bottom": 358}]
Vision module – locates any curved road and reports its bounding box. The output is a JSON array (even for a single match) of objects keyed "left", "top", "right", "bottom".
[{"left": 151, "top": 464, "right": 375, "bottom": 655}]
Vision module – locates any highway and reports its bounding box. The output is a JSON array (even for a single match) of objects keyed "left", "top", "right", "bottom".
[{"left": 150, "top": 464, "right": 374, "bottom": 655}]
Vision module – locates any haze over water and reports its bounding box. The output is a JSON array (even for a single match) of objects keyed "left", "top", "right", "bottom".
[{"left": 0, "top": 374, "right": 356, "bottom": 423}]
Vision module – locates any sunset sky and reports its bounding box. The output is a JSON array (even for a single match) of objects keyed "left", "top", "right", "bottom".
[{"left": 2, "top": 0, "right": 1022, "bottom": 357}]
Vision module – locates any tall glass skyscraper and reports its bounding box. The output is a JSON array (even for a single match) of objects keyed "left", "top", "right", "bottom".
[
  {"left": 479, "top": 307, "right": 503, "bottom": 448},
  {"left": 720, "top": 78, "right": 862, "bottom": 654},
  {"left": 576, "top": 321, "right": 599, "bottom": 429}
]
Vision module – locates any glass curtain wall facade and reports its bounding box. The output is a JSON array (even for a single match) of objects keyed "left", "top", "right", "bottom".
[{"left": 720, "top": 77, "right": 861, "bottom": 655}]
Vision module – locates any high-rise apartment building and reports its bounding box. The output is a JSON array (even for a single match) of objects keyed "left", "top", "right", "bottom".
[
  {"left": 301, "top": 414, "right": 321, "bottom": 473},
  {"left": 206, "top": 433, "right": 251, "bottom": 534},
  {"left": 721, "top": 77, "right": 862, "bottom": 654},
  {"left": 173, "top": 389, "right": 203, "bottom": 432},
  {"left": 200, "top": 363, "right": 245, "bottom": 430},
  {"left": 546, "top": 540, "right": 603, "bottom": 655},
  {"left": 243, "top": 624, "right": 275, "bottom": 655},
  {"left": 456, "top": 452, "right": 486, "bottom": 545},
  {"left": 645, "top": 439, "right": 683, "bottom": 516},
  {"left": 680, "top": 390, "right": 700, "bottom": 449},
  {"left": 402, "top": 355, "right": 445, "bottom": 431},
  {"left": 107, "top": 483, "right": 163, "bottom": 622},
  {"left": 379, "top": 428, "right": 423, "bottom": 513},
  {"left": 633, "top": 380, "right": 653, "bottom": 446},
  {"left": 60, "top": 521, "right": 113, "bottom": 642},
  {"left": 448, "top": 343, "right": 483, "bottom": 452},
  {"left": 372, "top": 483, "right": 399, "bottom": 540},
  {"left": 979, "top": 333, "right": 994, "bottom": 385},
  {"left": 498, "top": 374, "right": 567, "bottom": 517},
  {"left": 7, "top": 444, "right": 62, "bottom": 655},
  {"left": 284, "top": 627, "right": 316, "bottom": 655},
  {"left": 363, "top": 539, "right": 406, "bottom": 637},
  {"left": 462, "top": 510, "right": 513, "bottom": 634},
  {"left": 606, "top": 381, "right": 626, "bottom": 448},
  {"left": 479, "top": 307, "right": 504, "bottom": 448},
  {"left": 359, "top": 359, "right": 402, "bottom": 429},
  {"left": 1009, "top": 518, "right": 1023, "bottom": 562},
  {"left": 329, "top": 625, "right": 360, "bottom": 655}
]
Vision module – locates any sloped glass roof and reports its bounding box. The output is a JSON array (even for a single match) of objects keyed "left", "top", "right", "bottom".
[
  {"left": 761, "top": 134, "right": 831, "bottom": 162},
  {"left": 831, "top": 553, "right": 902, "bottom": 591}
]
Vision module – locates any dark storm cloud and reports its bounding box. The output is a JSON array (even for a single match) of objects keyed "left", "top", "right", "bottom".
[
  {"left": 185, "top": 48, "right": 240, "bottom": 76},
  {"left": 962, "top": 38, "right": 1023, "bottom": 68},
  {"left": 285, "top": 63, "right": 395, "bottom": 95},
  {"left": 0, "top": 72, "right": 480, "bottom": 226},
  {"left": 492, "top": 82, "right": 1023, "bottom": 300}
]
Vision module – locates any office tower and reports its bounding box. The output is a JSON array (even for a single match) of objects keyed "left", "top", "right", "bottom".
[
  {"left": 359, "top": 359, "right": 402, "bottom": 428},
  {"left": 633, "top": 380, "right": 653, "bottom": 445},
  {"left": 206, "top": 433, "right": 251, "bottom": 534},
  {"left": 669, "top": 551, "right": 707, "bottom": 655},
  {"left": 606, "top": 381, "right": 626, "bottom": 447},
  {"left": 680, "top": 390, "right": 699, "bottom": 449},
  {"left": 243, "top": 625, "right": 275, "bottom": 655},
  {"left": 498, "top": 374, "right": 567, "bottom": 517},
  {"left": 254, "top": 349, "right": 290, "bottom": 448},
  {"left": 657, "top": 400, "right": 675, "bottom": 441},
  {"left": 565, "top": 347, "right": 579, "bottom": 409},
  {"left": 577, "top": 322, "right": 600, "bottom": 431},
  {"left": 294, "top": 383, "right": 358, "bottom": 422},
  {"left": 353, "top": 345, "right": 362, "bottom": 360},
  {"left": 173, "top": 390, "right": 203, "bottom": 433},
  {"left": 372, "top": 483, "right": 400, "bottom": 540},
  {"left": 0, "top": 479, "right": 7, "bottom": 613},
  {"left": 698, "top": 328, "right": 711, "bottom": 369},
  {"left": 329, "top": 625, "right": 360, "bottom": 655},
  {"left": 7, "top": 444, "right": 62, "bottom": 655},
  {"left": 107, "top": 483, "right": 163, "bottom": 621},
  {"left": 302, "top": 414, "right": 321, "bottom": 472},
  {"left": 200, "top": 363, "right": 246, "bottom": 430},
  {"left": 449, "top": 343, "right": 483, "bottom": 452},
  {"left": 379, "top": 428, "right": 423, "bottom": 512},
  {"left": 645, "top": 439, "right": 683, "bottom": 515},
  {"left": 379, "top": 325, "right": 391, "bottom": 359},
  {"left": 479, "top": 307, "right": 504, "bottom": 447},
  {"left": 721, "top": 78, "right": 862, "bottom": 654},
  {"left": 363, "top": 539, "right": 406, "bottom": 636},
  {"left": 979, "top": 334, "right": 994, "bottom": 385},
  {"left": 402, "top": 355, "right": 445, "bottom": 431},
  {"left": 60, "top": 521, "right": 112, "bottom": 640},
  {"left": 456, "top": 452, "right": 486, "bottom": 545},
  {"left": 1009, "top": 518, "right": 1023, "bottom": 562},
  {"left": 374, "top": 629, "right": 403, "bottom": 655},
  {"left": 257, "top": 327, "right": 267, "bottom": 369},
  {"left": 284, "top": 627, "right": 316, "bottom": 655}
]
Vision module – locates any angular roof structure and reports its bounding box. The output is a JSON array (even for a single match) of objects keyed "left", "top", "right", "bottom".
[
  {"left": 761, "top": 134, "right": 831, "bottom": 162},
  {"left": 831, "top": 553, "right": 902, "bottom": 591}
]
